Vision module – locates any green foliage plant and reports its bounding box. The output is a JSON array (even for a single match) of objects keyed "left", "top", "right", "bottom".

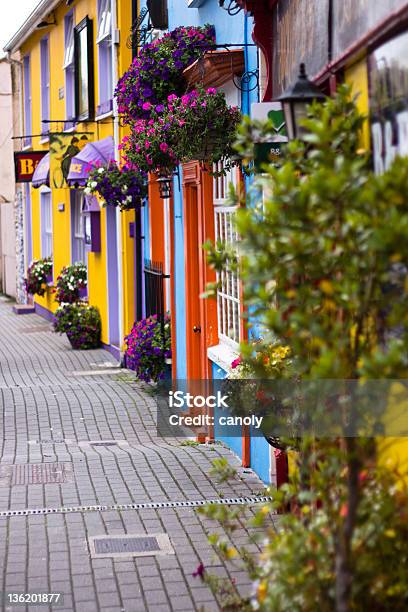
[{"left": 203, "top": 86, "right": 408, "bottom": 610}]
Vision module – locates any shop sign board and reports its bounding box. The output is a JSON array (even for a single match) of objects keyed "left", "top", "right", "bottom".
[{"left": 14, "top": 151, "right": 47, "bottom": 183}]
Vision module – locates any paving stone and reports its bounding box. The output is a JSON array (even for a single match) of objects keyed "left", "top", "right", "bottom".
[{"left": 0, "top": 300, "right": 265, "bottom": 611}]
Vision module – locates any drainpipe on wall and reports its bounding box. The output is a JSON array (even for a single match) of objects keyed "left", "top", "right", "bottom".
[{"left": 111, "top": 0, "right": 124, "bottom": 359}]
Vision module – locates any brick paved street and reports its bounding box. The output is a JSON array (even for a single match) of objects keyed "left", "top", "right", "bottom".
[{"left": 0, "top": 296, "right": 272, "bottom": 612}]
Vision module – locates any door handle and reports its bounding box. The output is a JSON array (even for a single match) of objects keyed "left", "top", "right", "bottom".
[{"left": 193, "top": 325, "right": 201, "bottom": 333}]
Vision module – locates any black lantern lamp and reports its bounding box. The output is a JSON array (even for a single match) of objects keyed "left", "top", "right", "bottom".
[
  {"left": 277, "top": 63, "right": 326, "bottom": 141},
  {"left": 157, "top": 175, "right": 173, "bottom": 199}
]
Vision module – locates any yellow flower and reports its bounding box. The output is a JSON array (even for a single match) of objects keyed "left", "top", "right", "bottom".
[
  {"left": 257, "top": 581, "right": 268, "bottom": 603},
  {"left": 226, "top": 547, "right": 238, "bottom": 559},
  {"left": 320, "top": 280, "right": 334, "bottom": 295},
  {"left": 384, "top": 529, "right": 396, "bottom": 538}
]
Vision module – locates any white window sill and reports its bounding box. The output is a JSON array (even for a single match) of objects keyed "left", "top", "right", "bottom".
[
  {"left": 95, "top": 110, "right": 113, "bottom": 122},
  {"left": 207, "top": 343, "right": 240, "bottom": 375},
  {"left": 40, "top": 136, "right": 49, "bottom": 145},
  {"left": 22, "top": 143, "right": 32, "bottom": 151}
]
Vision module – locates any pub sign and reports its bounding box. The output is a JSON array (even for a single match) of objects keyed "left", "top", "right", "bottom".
[{"left": 14, "top": 151, "right": 47, "bottom": 183}]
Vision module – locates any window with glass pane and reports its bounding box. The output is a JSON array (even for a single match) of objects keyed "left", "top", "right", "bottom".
[
  {"left": 71, "top": 190, "right": 86, "bottom": 263},
  {"left": 64, "top": 13, "right": 75, "bottom": 127},
  {"left": 213, "top": 163, "right": 241, "bottom": 346},
  {"left": 23, "top": 55, "right": 32, "bottom": 148},
  {"left": 41, "top": 192, "right": 53, "bottom": 258},
  {"left": 74, "top": 17, "right": 94, "bottom": 121},
  {"left": 40, "top": 37, "right": 50, "bottom": 136},
  {"left": 97, "top": 0, "right": 112, "bottom": 110}
]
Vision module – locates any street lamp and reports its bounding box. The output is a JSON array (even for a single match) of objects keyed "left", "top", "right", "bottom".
[
  {"left": 277, "top": 63, "right": 326, "bottom": 141},
  {"left": 157, "top": 175, "right": 173, "bottom": 199}
]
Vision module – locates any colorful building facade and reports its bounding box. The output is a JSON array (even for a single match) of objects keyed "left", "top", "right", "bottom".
[
  {"left": 5, "top": 0, "right": 408, "bottom": 484},
  {"left": 4, "top": 0, "right": 135, "bottom": 358}
]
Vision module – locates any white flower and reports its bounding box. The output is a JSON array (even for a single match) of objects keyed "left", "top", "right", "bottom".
[
  {"left": 84, "top": 187, "right": 92, "bottom": 195},
  {"left": 70, "top": 276, "right": 75, "bottom": 282},
  {"left": 90, "top": 181, "right": 97, "bottom": 189},
  {"left": 98, "top": 167, "right": 105, "bottom": 174},
  {"left": 122, "top": 184, "right": 128, "bottom": 192}
]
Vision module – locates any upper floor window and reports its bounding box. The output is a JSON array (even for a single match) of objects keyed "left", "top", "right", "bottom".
[
  {"left": 74, "top": 17, "right": 94, "bottom": 122},
  {"left": 63, "top": 12, "right": 76, "bottom": 127},
  {"left": 97, "top": 0, "right": 112, "bottom": 114},
  {"left": 40, "top": 37, "right": 50, "bottom": 137},
  {"left": 23, "top": 55, "right": 32, "bottom": 148},
  {"left": 213, "top": 163, "right": 242, "bottom": 347}
]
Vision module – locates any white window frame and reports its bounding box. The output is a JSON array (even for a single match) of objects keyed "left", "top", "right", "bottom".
[
  {"left": 97, "top": 0, "right": 113, "bottom": 107},
  {"left": 213, "top": 163, "right": 241, "bottom": 348},
  {"left": 40, "top": 189, "right": 53, "bottom": 258},
  {"left": 72, "top": 190, "right": 86, "bottom": 263},
  {"left": 97, "top": 0, "right": 112, "bottom": 43},
  {"left": 64, "top": 12, "right": 76, "bottom": 126}
]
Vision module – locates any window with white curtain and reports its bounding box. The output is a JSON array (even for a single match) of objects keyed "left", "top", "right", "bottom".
[
  {"left": 41, "top": 191, "right": 53, "bottom": 258},
  {"left": 40, "top": 36, "right": 50, "bottom": 137},
  {"left": 213, "top": 163, "right": 241, "bottom": 347},
  {"left": 97, "top": 0, "right": 112, "bottom": 111},
  {"left": 71, "top": 190, "right": 86, "bottom": 263},
  {"left": 63, "top": 12, "right": 76, "bottom": 127}
]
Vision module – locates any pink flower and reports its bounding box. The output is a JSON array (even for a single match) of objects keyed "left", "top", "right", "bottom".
[
  {"left": 142, "top": 102, "right": 152, "bottom": 110},
  {"left": 231, "top": 357, "right": 241, "bottom": 369},
  {"left": 181, "top": 95, "right": 190, "bottom": 105},
  {"left": 207, "top": 87, "right": 217, "bottom": 95},
  {"left": 160, "top": 142, "right": 169, "bottom": 153},
  {"left": 192, "top": 563, "right": 205, "bottom": 579},
  {"left": 168, "top": 94, "right": 177, "bottom": 102},
  {"left": 145, "top": 140, "right": 151, "bottom": 149}
]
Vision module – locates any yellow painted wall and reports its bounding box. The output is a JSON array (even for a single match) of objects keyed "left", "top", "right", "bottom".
[
  {"left": 344, "top": 58, "right": 371, "bottom": 151},
  {"left": 20, "top": 0, "right": 137, "bottom": 349}
]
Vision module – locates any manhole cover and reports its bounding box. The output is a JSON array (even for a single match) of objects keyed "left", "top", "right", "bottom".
[
  {"left": 90, "top": 441, "right": 118, "bottom": 447},
  {"left": 89, "top": 534, "right": 174, "bottom": 558},
  {"left": 0, "top": 463, "right": 73, "bottom": 486}
]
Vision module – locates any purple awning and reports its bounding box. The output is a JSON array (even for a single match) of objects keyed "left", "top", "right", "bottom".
[
  {"left": 67, "top": 136, "right": 115, "bottom": 186},
  {"left": 32, "top": 152, "right": 50, "bottom": 188}
]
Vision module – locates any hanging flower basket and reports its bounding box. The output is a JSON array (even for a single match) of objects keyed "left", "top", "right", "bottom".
[
  {"left": 24, "top": 258, "right": 53, "bottom": 296},
  {"left": 115, "top": 25, "right": 215, "bottom": 124},
  {"left": 85, "top": 162, "right": 147, "bottom": 211},
  {"left": 167, "top": 87, "right": 242, "bottom": 166},
  {"left": 122, "top": 87, "right": 241, "bottom": 177},
  {"left": 54, "top": 262, "right": 87, "bottom": 304}
]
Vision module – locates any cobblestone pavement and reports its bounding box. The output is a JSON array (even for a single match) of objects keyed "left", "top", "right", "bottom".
[{"left": 0, "top": 297, "right": 274, "bottom": 612}]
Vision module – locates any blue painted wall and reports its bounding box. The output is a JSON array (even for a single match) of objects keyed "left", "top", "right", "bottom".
[
  {"left": 136, "top": 0, "right": 270, "bottom": 479},
  {"left": 212, "top": 362, "right": 242, "bottom": 459},
  {"left": 172, "top": 168, "right": 187, "bottom": 379},
  {"left": 250, "top": 431, "right": 271, "bottom": 484}
]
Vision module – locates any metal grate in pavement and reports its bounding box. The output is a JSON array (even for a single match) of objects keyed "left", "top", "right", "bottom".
[
  {"left": 0, "top": 463, "right": 73, "bottom": 486},
  {"left": 0, "top": 496, "right": 273, "bottom": 518},
  {"left": 90, "top": 441, "right": 119, "bottom": 447},
  {"left": 28, "top": 439, "right": 72, "bottom": 445},
  {"left": 89, "top": 534, "right": 174, "bottom": 558}
]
